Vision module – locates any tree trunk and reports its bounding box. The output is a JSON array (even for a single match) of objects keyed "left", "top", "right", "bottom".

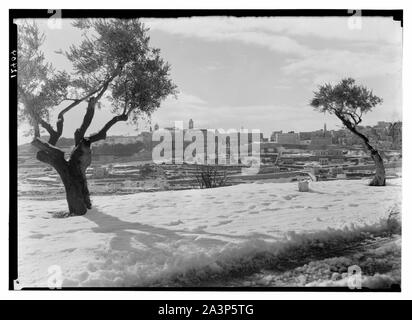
[
  {"left": 35, "top": 139, "right": 92, "bottom": 216},
  {"left": 354, "top": 134, "right": 386, "bottom": 186},
  {"left": 59, "top": 166, "right": 91, "bottom": 215},
  {"left": 369, "top": 150, "right": 386, "bottom": 186},
  {"left": 337, "top": 115, "right": 386, "bottom": 186}
]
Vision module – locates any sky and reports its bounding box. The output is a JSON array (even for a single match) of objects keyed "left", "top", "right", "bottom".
[{"left": 17, "top": 16, "right": 403, "bottom": 144}]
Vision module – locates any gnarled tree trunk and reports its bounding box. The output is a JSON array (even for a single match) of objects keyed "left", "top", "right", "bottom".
[
  {"left": 30, "top": 82, "right": 129, "bottom": 216},
  {"left": 27, "top": 74, "right": 125, "bottom": 216},
  {"left": 57, "top": 164, "right": 91, "bottom": 216},
  {"left": 34, "top": 138, "right": 92, "bottom": 216},
  {"left": 337, "top": 114, "right": 386, "bottom": 186},
  {"left": 369, "top": 150, "right": 386, "bottom": 186},
  {"left": 352, "top": 132, "right": 386, "bottom": 186}
]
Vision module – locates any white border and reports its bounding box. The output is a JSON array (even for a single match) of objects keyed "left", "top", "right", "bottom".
[{"left": 1, "top": 0, "right": 410, "bottom": 300}]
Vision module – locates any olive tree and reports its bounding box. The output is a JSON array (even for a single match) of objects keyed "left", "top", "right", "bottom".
[
  {"left": 18, "top": 19, "right": 177, "bottom": 215},
  {"left": 310, "top": 78, "right": 385, "bottom": 186}
]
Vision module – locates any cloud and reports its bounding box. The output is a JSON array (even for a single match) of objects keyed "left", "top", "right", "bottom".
[
  {"left": 273, "top": 84, "right": 292, "bottom": 90},
  {"left": 175, "top": 92, "right": 207, "bottom": 105},
  {"left": 143, "top": 16, "right": 402, "bottom": 54},
  {"left": 282, "top": 48, "right": 402, "bottom": 85},
  {"left": 143, "top": 17, "right": 311, "bottom": 56},
  {"left": 128, "top": 17, "right": 403, "bottom": 134},
  {"left": 143, "top": 16, "right": 402, "bottom": 85}
]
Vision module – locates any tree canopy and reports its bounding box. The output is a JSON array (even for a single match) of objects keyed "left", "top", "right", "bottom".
[
  {"left": 310, "top": 78, "right": 382, "bottom": 128},
  {"left": 17, "top": 22, "right": 70, "bottom": 138},
  {"left": 18, "top": 18, "right": 177, "bottom": 146},
  {"left": 310, "top": 78, "right": 386, "bottom": 186}
]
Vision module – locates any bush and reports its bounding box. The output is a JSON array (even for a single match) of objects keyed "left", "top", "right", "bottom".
[
  {"left": 386, "top": 204, "right": 401, "bottom": 236},
  {"left": 194, "top": 165, "right": 228, "bottom": 189}
]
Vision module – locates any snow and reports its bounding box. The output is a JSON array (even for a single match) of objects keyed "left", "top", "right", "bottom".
[
  {"left": 226, "top": 236, "right": 401, "bottom": 288},
  {"left": 17, "top": 178, "right": 401, "bottom": 288},
  {"left": 26, "top": 176, "right": 57, "bottom": 182},
  {"left": 304, "top": 236, "right": 401, "bottom": 288}
]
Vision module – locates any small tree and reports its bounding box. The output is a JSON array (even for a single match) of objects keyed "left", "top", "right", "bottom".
[
  {"left": 310, "top": 78, "right": 385, "bottom": 186},
  {"left": 18, "top": 19, "right": 177, "bottom": 215},
  {"left": 194, "top": 164, "right": 228, "bottom": 189}
]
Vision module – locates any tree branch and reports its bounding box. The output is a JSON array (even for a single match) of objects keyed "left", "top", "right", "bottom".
[
  {"left": 95, "top": 80, "right": 110, "bottom": 101},
  {"left": 31, "top": 137, "right": 66, "bottom": 162},
  {"left": 73, "top": 80, "right": 112, "bottom": 145},
  {"left": 335, "top": 111, "right": 375, "bottom": 154},
  {"left": 53, "top": 82, "right": 109, "bottom": 146},
  {"left": 88, "top": 114, "right": 128, "bottom": 143},
  {"left": 122, "top": 103, "right": 128, "bottom": 115},
  {"left": 341, "top": 111, "right": 362, "bottom": 126},
  {"left": 27, "top": 108, "right": 60, "bottom": 145},
  {"left": 74, "top": 97, "right": 96, "bottom": 145},
  {"left": 18, "top": 86, "right": 60, "bottom": 144},
  {"left": 35, "top": 117, "right": 60, "bottom": 145},
  {"left": 57, "top": 85, "right": 104, "bottom": 125}
]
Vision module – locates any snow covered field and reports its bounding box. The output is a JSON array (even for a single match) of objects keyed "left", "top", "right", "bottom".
[{"left": 17, "top": 178, "right": 402, "bottom": 288}]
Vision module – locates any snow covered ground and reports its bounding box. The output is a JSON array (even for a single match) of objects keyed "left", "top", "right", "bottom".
[{"left": 17, "top": 178, "right": 402, "bottom": 288}]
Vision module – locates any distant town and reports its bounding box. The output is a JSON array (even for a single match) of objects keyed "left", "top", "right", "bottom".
[{"left": 17, "top": 119, "right": 402, "bottom": 199}]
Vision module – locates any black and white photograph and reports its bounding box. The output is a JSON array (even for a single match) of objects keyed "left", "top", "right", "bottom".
[{"left": 9, "top": 8, "right": 404, "bottom": 292}]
